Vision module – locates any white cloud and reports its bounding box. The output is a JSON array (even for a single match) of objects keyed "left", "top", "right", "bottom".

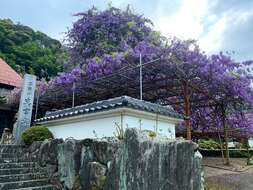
[
  {"left": 234, "top": 10, "right": 253, "bottom": 24},
  {"left": 199, "top": 9, "right": 253, "bottom": 53},
  {"left": 155, "top": 0, "right": 208, "bottom": 39},
  {"left": 198, "top": 16, "right": 227, "bottom": 53},
  {"left": 109, "top": 0, "right": 134, "bottom": 9},
  {"left": 153, "top": 0, "right": 253, "bottom": 58}
]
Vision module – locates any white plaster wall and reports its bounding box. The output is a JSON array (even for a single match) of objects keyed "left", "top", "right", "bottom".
[
  {"left": 47, "top": 115, "right": 121, "bottom": 140},
  {"left": 45, "top": 109, "right": 178, "bottom": 140},
  {"left": 123, "top": 115, "right": 175, "bottom": 138}
]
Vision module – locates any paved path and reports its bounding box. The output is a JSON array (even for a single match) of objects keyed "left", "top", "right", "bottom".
[{"left": 205, "top": 167, "right": 253, "bottom": 190}]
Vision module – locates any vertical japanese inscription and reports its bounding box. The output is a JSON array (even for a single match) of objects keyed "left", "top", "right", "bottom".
[{"left": 14, "top": 74, "right": 36, "bottom": 144}]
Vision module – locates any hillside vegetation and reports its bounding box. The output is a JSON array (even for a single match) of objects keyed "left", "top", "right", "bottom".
[{"left": 0, "top": 19, "right": 67, "bottom": 78}]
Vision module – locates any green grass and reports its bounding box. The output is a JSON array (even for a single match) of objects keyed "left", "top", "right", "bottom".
[{"left": 206, "top": 182, "right": 230, "bottom": 190}]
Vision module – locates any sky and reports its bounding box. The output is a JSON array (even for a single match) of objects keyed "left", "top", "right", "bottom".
[{"left": 0, "top": 0, "right": 253, "bottom": 61}]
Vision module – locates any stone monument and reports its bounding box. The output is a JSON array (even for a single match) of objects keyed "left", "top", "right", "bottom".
[{"left": 14, "top": 74, "right": 36, "bottom": 144}]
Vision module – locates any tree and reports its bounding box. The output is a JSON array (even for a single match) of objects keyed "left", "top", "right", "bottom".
[
  {"left": 0, "top": 19, "right": 68, "bottom": 79},
  {"left": 189, "top": 53, "right": 253, "bottom": 165},
  {"left": 39, "top": 7, "right": 253, "bottom": 167},
  {"left": 66, "top": 6, "right": 164, "bottom": 68}
]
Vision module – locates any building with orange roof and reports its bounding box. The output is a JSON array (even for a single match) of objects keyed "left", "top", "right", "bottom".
[
  {"left": 0, "top": 58, "right": 23, "bottom": 135},
  {"left": 0, "top": 58, "right": 22, "bottom": 88}
]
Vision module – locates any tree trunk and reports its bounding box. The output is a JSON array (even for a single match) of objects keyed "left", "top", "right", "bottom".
[
  {"left": 247, "top": 145, "right": 250, "bottom": 165},
  {"left": 223, "top": 123, "right": 230, "bottom": 165},
  {"left": 217, "top": 129, "right": 225, "bottom": 164},
  {"left": 183, "top": 82, "right": 191, "bottom": 140},
  {"left": 222, "top": 105, "right": 230, "bottom": 165}
]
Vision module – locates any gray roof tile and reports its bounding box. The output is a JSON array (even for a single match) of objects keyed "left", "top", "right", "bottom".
[{"left": 35, "top": 96, "right": 184, "bottom": 122}]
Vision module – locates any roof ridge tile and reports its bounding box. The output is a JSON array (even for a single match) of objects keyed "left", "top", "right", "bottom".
[{"left": 36, "top": 96, "right": 183, "bottom": 123}]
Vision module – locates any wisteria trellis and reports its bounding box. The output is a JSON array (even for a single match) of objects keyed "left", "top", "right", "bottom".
[{"left": 34, "top": 7, "right": 253, "bottom": 156}]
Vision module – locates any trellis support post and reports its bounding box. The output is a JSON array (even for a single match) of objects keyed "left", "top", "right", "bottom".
[{"left": 183, "top": 82, "right": 191, "bottom": 140}]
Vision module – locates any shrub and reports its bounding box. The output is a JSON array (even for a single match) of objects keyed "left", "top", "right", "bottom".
[
  {"left": 200, "top": 149, "right": 253, "bottom": 158},
  {"left": 229, "top": 150, "right": 253, "bottom": 158},
  {"left": 198, "top": 139, "right": 221, "bottom": 150},
  {"left": 241, "top": 143, "right": 250, "bottom": 149},
  {"left": 21, "top": 125, "right": 54, "bottom": 145}
]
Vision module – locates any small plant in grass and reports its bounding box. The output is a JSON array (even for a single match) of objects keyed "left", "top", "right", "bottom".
[
  {"left": 113, "top": 122, "right": 126, "bottom": 140},
  {"left": 142, "top": 130, "right": 157, "bottom": 140},
  {"left": 148, "top": 131, "right": 157, "bottom": 139},
  {"left": 22, "top": 125, "right": 54, "bottom": 145}
]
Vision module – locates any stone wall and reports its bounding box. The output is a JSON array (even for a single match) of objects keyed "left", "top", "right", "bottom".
[{"left": 12, "top": 128, "right": 204, "bottom": 190}]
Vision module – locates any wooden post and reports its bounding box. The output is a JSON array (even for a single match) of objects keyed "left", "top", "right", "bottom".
[
  {"left": 183, "top": 82, "right": 191, "bottom": 140},
  {"left": 72, "top": 82, "right": 75, "bottom": 108},
  {"left": 221, "top": 104, "right": 230, "bottom": 165},
  {"left": 217, "top": 129, "right": 225, "bottom": 164}
]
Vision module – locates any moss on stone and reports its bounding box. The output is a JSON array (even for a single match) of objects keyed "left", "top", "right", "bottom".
[
  {"left": 73, "top": 175, "right": 81, "bottom": 190},
  {"left": 90, "top": 175, "right": 107, "bottom": 190},
  {"left": 97, "top": 175, "right": 107, "bottom": 186}
]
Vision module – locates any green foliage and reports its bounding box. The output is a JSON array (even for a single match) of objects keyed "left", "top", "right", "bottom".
[
  {"left": 73, "top": 175, "right": 81, "bottom": 190},
  {"left": 229, "top": 150, "right": 253, "bottom": 158},
  {"left": 142, "top": 130, "right": 157, "bottom": 139},
  {"left": 247, "top": 158, "right": 253, "bottom": 165},
  {"left": 91, "top": 176, "right": 107, "bottom": 190},
  {"left": 198, "top": 139, "right": 221, "bottom": 150},
  {"left": 200, "top": 149, "right": 253, "bottom": 158},
  {"left": 241, "top": 143, "right": 250, "bottom": 149},
  {"left": 148, "top": 131, "right": 157, "bottom": 139},
  {"left": 205, "top": 182, "right": 230, "bottom": 190},
  {"left": 21, "top": 125, "right": 53, "bottom": 145},
  {"left": 113, "top": 122, "right": 125, "bottom": 140},
  {"left": 0, "top": 19, "right": 68, "bottom": 79}
]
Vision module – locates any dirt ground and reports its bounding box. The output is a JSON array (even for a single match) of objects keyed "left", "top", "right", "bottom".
[
  {"left": 203, "top": 157, "right": 251, "bottom": 172},
  {"left": 204, "top": 157, "right": 253, "bottom": 190}
]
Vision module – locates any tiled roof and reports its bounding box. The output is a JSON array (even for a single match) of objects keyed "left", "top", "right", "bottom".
[
  {"left": 0, "top": 58, "right": 22, "bottom": 87},
  {"left": 35, "top": 96, "right": 184, "bottom": 123}
]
